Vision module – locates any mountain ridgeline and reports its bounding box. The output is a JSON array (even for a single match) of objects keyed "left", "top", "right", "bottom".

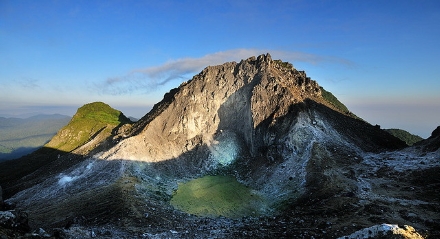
[
  {"left": 385, "top": 128, "right": 423, "bottom": 146},
  {"left": 1, "top": 54, "right": 438, "bottom": 239}
]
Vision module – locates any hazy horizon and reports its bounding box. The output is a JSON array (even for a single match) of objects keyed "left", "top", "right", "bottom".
[
  {"left": 0, "top": 100, "right": 437, "bottom": 139},
  {"left": 1, "top": 1, "right": 439, "bottom": 138}
]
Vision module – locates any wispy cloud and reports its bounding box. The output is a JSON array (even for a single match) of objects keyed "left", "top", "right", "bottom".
[
  {"left": 18, "top": 78, "right": 41, "bottom": 89},
  {"left": 100, "top": 48, "right": 353, "bottom": 95}
]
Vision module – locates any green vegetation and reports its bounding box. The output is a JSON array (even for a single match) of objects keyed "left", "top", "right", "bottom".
[
  {"left": 45, "top": 102, "right": 131, "bottom": 152},
  {"left": 76, "top": 102, "right": 125, "bottom": 125},
  {"left": 0, "top": 102, "right": 130, "bottom": 160},
  {"left": 0, "top": 102, "right": 131, "bottom": 195},
  {"left": 273, "top": 59, "right": 293, "bottom": 69},
  {"left": 320, "top": 87, "right": 349, "bottom": 113},
  {"left": 385, "top": 128, "right": 423, "bottom": 146},
  {"left": 170, "top": 175, "right": 267, "bottom": 218}
]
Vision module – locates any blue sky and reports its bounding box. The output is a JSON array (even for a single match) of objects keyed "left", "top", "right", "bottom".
[{"left": 1, "top": 0, "right": 439, "bottom": 137}]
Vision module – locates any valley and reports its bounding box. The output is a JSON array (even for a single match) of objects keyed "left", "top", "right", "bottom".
[{"left": 0, "top": 114, "right": 71, "bottom": 161}]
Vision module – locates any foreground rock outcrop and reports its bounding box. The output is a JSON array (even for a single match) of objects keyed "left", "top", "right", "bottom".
[
  {"left": 338, "top": 224, "right": 424, "bottom": 239},
  {"left": 0, "top": 54, "right": 438, "bottom": 238}
]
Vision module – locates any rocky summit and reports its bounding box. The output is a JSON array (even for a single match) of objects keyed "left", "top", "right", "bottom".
[{"left": 0, "top": 54, "right": 439, "bottom": 238}]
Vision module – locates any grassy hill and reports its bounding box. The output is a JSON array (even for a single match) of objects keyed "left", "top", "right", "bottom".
[
  {"left": 320, "top": 86, "right": 349, "bottom": 114},
  {"left": 385, "top": 128, "right": 423, "bottom": 146},
  {"left": 0, "top": 114, "right": 71, "bottom": 161},
  {"left": 319, "top": 86, "right": 367, "bottom": 122},
  {"left": 0, "top": 102, "right": 133, "bottom": 197},
  {"left": 45, "top": 102, "right": 132, "bottom": 153}
]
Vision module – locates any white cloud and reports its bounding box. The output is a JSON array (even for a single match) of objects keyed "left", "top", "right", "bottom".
[{"left": 100, "top": 48, "right": 353, "bottom": 95}]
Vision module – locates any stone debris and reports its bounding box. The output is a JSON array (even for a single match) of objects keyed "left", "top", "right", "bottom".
[
  {"left": 338, "top": 224, "right": 424, "bottom": 239},
  {"left": 0, "top": 211, "right": 15, "bottom": 228}
]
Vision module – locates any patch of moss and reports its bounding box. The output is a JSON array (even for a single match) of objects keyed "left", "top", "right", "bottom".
[
  {"left": 170, "top": 175, "right": 267, "bottom": 218},
  {"left": 320, "top": 86, "right": 349, "bottom": 113},
  {"left": 273, "top": 59, "right": 293, "bottom": 69},
  {"left": 75, "top": 102, "right": 128, "bottom": 125},
  {"left": 385, "top": 128, "right": 423, "bottom": 146}
]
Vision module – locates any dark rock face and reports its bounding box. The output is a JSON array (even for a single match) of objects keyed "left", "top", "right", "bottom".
[
  {"left": 430, "top": 126, "right": 440, "bottom": 138},
  {"left": 0, "top": 210, "right": 31, "bottom": 238},
  {"left": 2, "top": 54, "right": 438, "bottom": 238},
  {"left": 427, "top": 126, "right": 440, "bottom": 151},
  {"left": 414, "top": 125, "right": 440, "bottom": 152}
]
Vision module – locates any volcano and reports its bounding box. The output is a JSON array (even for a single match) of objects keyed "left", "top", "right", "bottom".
[{"left": 1, "top": 54, "right": 438, "bottom": 238}]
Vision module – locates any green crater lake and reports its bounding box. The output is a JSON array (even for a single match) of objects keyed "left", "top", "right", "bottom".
[{"left": 171, "top": 175, "right": 268, "bottom": 218}]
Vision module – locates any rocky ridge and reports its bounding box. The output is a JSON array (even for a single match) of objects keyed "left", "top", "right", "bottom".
[{"left": 0, "top": 54, "right": 438, "bottom": 238}]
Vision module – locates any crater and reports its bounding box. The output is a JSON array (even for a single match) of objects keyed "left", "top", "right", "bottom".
[{"left": 170, "top": 175, "right": 270, "bottom": 218}]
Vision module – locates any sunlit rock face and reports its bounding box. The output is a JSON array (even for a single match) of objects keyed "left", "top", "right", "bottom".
[
  {"left": 101, "top": 54, "right": 325, "bottom": 168},
  {"left": 104, "top": 55, "right": 306, "bottom": 159}
]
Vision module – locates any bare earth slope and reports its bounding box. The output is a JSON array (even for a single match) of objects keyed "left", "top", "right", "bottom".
[{"left": 1, "top": 54, "right": 439, "bottom": 239}]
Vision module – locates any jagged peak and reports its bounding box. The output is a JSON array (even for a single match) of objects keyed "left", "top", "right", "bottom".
[
  {"left": 136, "top": 54, "right": 352, "bottom": 136},
  {"left": 240, "top": 53, "right": 272, "bottom": 64},
  {"left": 122, "top": 54, "right": 375, "bottom": 160}
]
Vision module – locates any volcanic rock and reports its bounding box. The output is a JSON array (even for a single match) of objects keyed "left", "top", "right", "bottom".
[
  {"left": 414, "top": 126, "right": 440, "bottom": 152},
  {"left": 338, "top": 224, "right": 424, "bottom": 239},
  {"left": 430, "top": 126, "right": 440, "bottom": 138},
  {"left": 1, "top": 54, "right": 438, "bottom": 238}
]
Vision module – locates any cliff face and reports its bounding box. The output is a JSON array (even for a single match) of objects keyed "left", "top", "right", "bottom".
[
  {"left": 104, "top": 54, "right": 319, "bottom": 161},
  {"left": 103, "top": 53, "right": 402, "bottom": 162}
]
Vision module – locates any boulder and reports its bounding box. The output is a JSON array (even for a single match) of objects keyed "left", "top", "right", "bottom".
[
  {"left": 0, "top": 210, "right": 29, "bottom": 232},
  {"left": 338, "top": 224, "right": 424, "bottom": 239},
  {"left": 0, "top": 211, "right": 15, "bottom": 229}
]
